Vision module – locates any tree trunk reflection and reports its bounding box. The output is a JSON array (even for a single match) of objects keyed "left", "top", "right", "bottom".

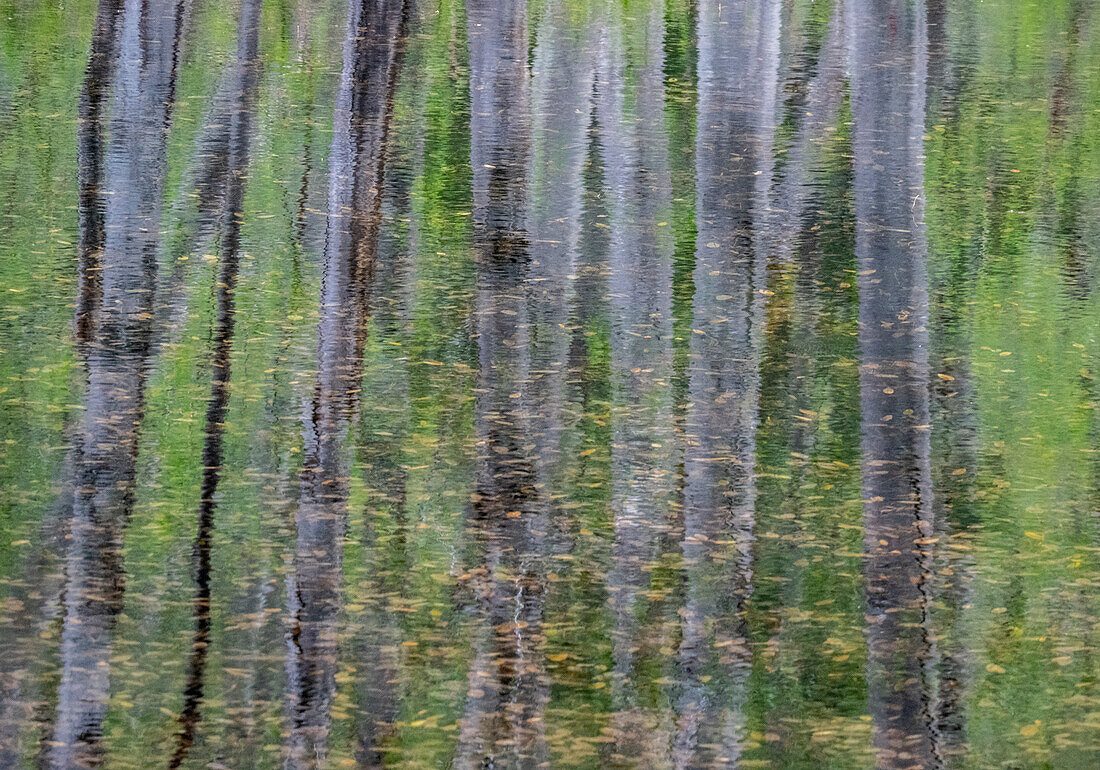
[
  {"left": 852, "top": 0, "right": 935, "bottom": 766},
  {"left": 453, "top": 0, "right": 550, "bottom": 765},
  {"left": 283, "top": 0, "right": 408, "bottom": 765},
  {"left": 675, "top": 0, "right": 780, "bottom": 766},
  {"left": 169, "top": 0, "right": 263, "bottom": 764},
  {"left": 50, "top": 1, "right": 190, "bottom": 766},
  {"left": 594, "top": 0, "right": 677, "bottom": 761}
]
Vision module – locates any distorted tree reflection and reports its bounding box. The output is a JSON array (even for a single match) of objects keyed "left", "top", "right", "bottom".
[
  {"left": 169, "top": 0, "right": 263, "bottom": 764},
  {"left": 593, "top": 0, "right": 677, "bottom": 760},
  {"left": 283, "top": 0, "right": 408, "bottom": 765},
  {"left": 453, "top": 0, "right": 551, "bottom": 765},
  {"left": 674, "top": 0, "right": 780, "bottom": 765},
  {"left": 49, "top": 0, "right": 189, "bottom": 766},
  {"left": 0, "top": 0, "right": 1096, "bottom": 766},
  {"left": 852, "top": 0, "right": 936, "bottom": 765}
]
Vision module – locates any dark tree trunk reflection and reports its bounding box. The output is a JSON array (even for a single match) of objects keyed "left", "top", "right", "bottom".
[
  {"left": 169, "top": 0, "right": 263, "bottom": 764},
  {"left": 924, "top": 0, "right": 980, "bottom": 757},
  {"left": 283, "top": 0, "right": 407, "bottom": 766},
  {"left": 74, "top": 0, "right": 124, "bottom": 346},
  {"left": 851, "top": 0, "right": 935, "bottom": 766},
  {"left": 49, "top": 1, "right": 190, "bottom": 766}
]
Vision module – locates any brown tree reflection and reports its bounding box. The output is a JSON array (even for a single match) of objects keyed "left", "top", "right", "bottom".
[{"left": 283, "top": 0, "right": 408, "bottom": 766}]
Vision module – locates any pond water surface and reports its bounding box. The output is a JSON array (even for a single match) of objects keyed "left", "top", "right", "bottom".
[{"left": 1, "top": 0, "right": 1099, "bottom": 767}]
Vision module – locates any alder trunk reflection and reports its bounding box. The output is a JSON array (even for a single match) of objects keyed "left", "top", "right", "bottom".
[
  {"left": 525, "top": 0, "right": 596, "bottom": 540},
  {"left": 48, "top": 1, "right": 188, "bottom": 766},
  {"left": 283, "top": 0, "right": 407, "bottom": 765},
  {"left": 169, "top": 0, "right": 263, "bottom": 764},
  {"left": 0, "top": 0, "right": 125, "bottom": 761},
  {"left": 852, "top": 0, "right": 935, "bottom": 766},
  {"left": 453, "top": 0, "right": 551, "bottom": 765},
  {"left": 348, "top": 49, "right": 417, "bottom": 767},
  {"left": 593, "top": 0, "right": 677, "bottom": 760},
  {"left": 675, "top": 0, "right": 780, "bottom": 766}
]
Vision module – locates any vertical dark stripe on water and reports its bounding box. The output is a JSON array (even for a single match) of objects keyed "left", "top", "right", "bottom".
[
  {"left": 927, "top": 354, "right": 977, "bottom": 762},
  {"left": 49, "top": 0, "right": 190, "bottom": 767},
  {"left": 758, "top": 0, "right": 848, "bottom": 270},
  {"left": 75, "top": 0, "right": 124, "bottom": 346},
  {"left": 283, "top": 0, "right": 408, "bottom": 766},
  {"left": 168, "top": 0, "right": 263, "bottom": 765},
  {"left": 1047, "top": 2, "right": 1095, "bottom": 310},
  {"left": 675, "top": 0, "right": 779, "bottom": 766},
  {"left": 851, "top": 0, "right": 936, "bottom": 766},
  {"left": 924, "top": 1, "right": 980, "bottom": 757}
]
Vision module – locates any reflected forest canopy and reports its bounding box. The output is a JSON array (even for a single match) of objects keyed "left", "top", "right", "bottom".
[{"left": 0, "top": 0, "right": 1099, "bottom": 767}]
